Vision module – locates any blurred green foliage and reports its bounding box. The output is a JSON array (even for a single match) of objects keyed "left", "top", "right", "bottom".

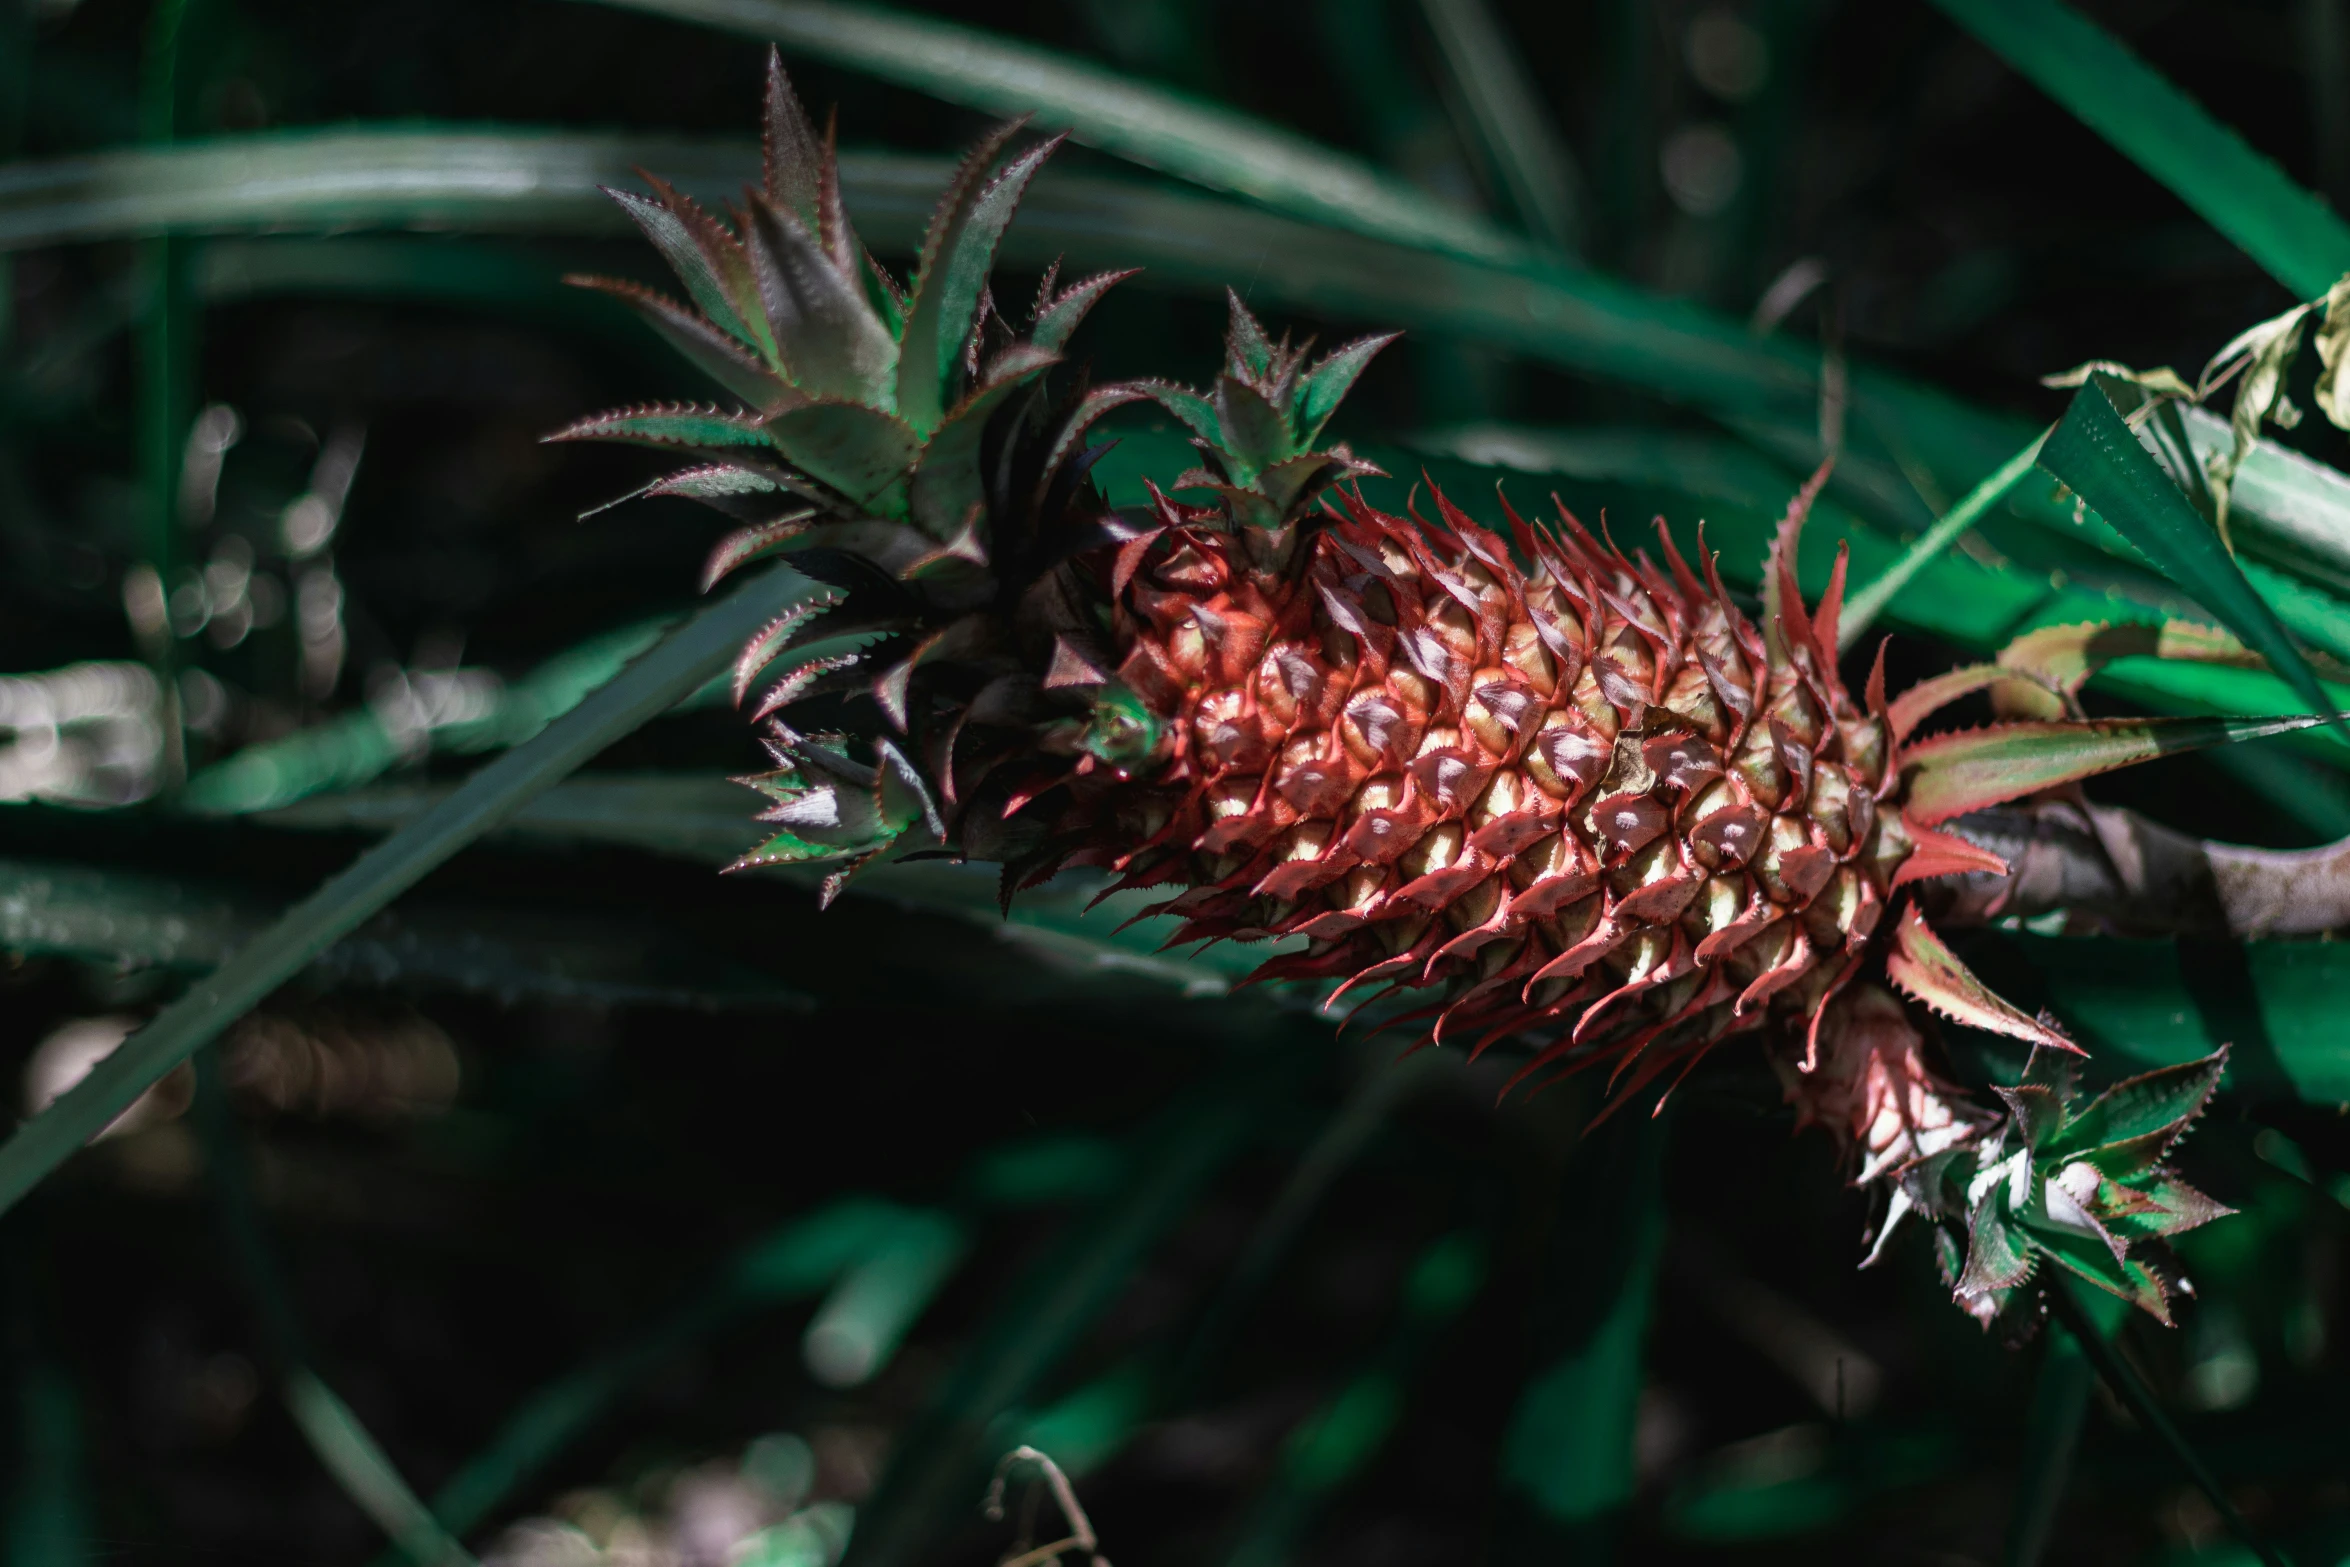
[{"left": 1, "top": 1, "right": 2349, "bottom": 1565}]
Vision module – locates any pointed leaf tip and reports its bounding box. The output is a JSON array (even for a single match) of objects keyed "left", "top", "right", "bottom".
[
  {"left": 1885, "top": 904, "right": 2082, "bottom": 1055},
  {"left": 897, "top": 121, "right": 1058, "bottom": 434},
  {"left": 1900, "top": 713, "right": 2325, "bottom": 824},
  {"left": 2040, "top": 373, "right": 2348, "bottom": 745},
  {"left": 762, "top": 48, "right": 825, "bottom": 225},
  {"left": 2043, "top": 1047, "right": 2229, "bottom": 1172},
  {"left": 546, "top": 403, "right": 770, "bottom": 450}
]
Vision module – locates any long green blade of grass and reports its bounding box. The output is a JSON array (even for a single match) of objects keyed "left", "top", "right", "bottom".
[
  {"left": 0, "top": 130, "right": 753, "bottom": 244},
  {"left": 0, "top": 853, "right": 812, "bottom": 1011},
  {"left": 13, "top": 136, "right": 2350, "bottom": 657},
  {"left": 0, "top": 564, "right": 812, "bottom": 1222},
  {"left": 0, "top": 133, "right": 1807, "bottom": 416},
  {"left": 4, "top": 1354, "right": 89, "bottom": 1567},
  {"left": 844, "top": 1058, "right": 1295, "bottom": 1567},
  {"left": 283, "top": 1373, "right": 476, "bottom": 1567},
  {"left": 372, "top": 1198, "right": 911, "bottom": 1561},
  {"left": 1416, "top": 0, "right": 1586, "bottom": 256},
  {"left": 2041, "top": 375, "right": 2346, "bottom": 741},
  {"left": 1840, "top": 429, "right": 2048, "bottom": 652},
  {"left": 135, "top": 0, "right": 194, "bottom": 792},
  {"left": 1927, "top": 0, "right": 2350, "bottom": 297},
  {"left": 1226, "top": 1230, "right": 1488, "bottom": 1567},
  {"left": 1181, "top": 1051, "right": 1446, "bottom": 1382},
  {"left": 577, "top": 0, "right": 1524, "bottom": 265},
  {"left": 181, "top": 616, "right": 677, "bottom": 814}
]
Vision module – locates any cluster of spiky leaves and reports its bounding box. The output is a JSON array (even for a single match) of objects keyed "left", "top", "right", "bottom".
[
  {"left": 1895, "top": 1043, "right": 2232, "bottom": 1330},
  {"left": 553, "top": 52, "right": 1159, "bottom": 901},
  {"left": 558, "top": 65, "right": 2313, "bottom": 1325}
]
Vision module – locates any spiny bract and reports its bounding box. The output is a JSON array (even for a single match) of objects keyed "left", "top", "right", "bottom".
[{"left": 558, "top": 61, "right": 2311, "bottom": 1328}]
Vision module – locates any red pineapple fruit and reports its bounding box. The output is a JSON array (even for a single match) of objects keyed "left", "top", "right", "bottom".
[{"left": 556, "top": 61, "right": 2316, "bottom": 1323}]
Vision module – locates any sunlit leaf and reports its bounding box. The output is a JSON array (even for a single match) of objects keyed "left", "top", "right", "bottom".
[
  {"left": 2040, "top": 375, "right": 2345, "bottom": 739},
  {"left": 2040, "top": 1050, "right": 2228, "bottom": 1169},
  {"left": 1926, "top": 0, "right": 2350, "bottom": 297},
  {"left": 1901, "top": 714, "right": 2323, "bottom": 824}
]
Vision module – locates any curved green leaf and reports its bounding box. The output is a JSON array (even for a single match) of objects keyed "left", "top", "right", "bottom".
[
  {"left": 764, "top": 398, "right": 920, "bottom": 515},
  {"left": 1840, "top": 430, "right": 2047, "bottom": 652},
  {"left": 1902, "top": 713, "right": 2326, "bottom": 824},
  {"left": 895, "top": 129, "right": 1052, "bottom": 433},
  {"left": 17, "top": 133, "right": 2350, "bottom": 622},
  {"left": 1926, "top": 0, "right": 2350, "bottom": 298},
  {"left": 2040, "top": 1049, "right": 2228, "bottom": 1173},
  {"left": 1416, "top": 0, "right": 1584, "bottom": 255},
  {"left": 577, "top": 0, "right": 1524, "bottom": 266},
  {"left": 2041, "top": 374, "right": 2346, "bottom": 741},
  {"left": 549, "top": 402, "right": 770, "bottom": 447}
]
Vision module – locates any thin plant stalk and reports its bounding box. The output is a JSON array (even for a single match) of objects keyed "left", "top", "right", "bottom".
[
  {"left": 0, "top": 565, "right": 813, "bottom": 1222},
  {"left": 1840, "top": 429, "right": 2048, "bottom": 653},
  {"left": 1417, "top": 0, "right": 1586, "bottom": 257},
  {"left": 1180, "top": 1048, "right": 1443, "bottom": 1382},
  {"left": 136, "top": 0, "right": 194, "bottom": 788},
  {"left": 284, "top": 1373, "right": 477, "bottom": 1567}
]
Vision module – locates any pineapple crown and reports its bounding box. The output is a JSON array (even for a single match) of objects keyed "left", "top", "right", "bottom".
[
  {"left": 549, "top": 50, "right": 1143, "bottom": 608},
  {"left": 1889, "top": 1038, "right": 2231, "bottom": 1330},
  {"left": 1136, "top": 291, "right": 1397, "bottom": 534}
]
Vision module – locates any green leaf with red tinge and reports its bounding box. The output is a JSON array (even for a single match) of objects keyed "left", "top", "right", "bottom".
[
  {"left": 2101, "top": 1172, "right": 2232, "bottom": 1242},
  {"left": 906, "top": 344, "right": 1058, "bottom": 538},
  {"left": 1888, "top": 662, "right": 2061, "bottom": 743},
  {"left": 1029, "top": 268, "right": 1134, "bottom": 355},
  {"left": 763, "top": 400, "right": 920, "bottom": 518},
  {"left": 1991, "top": 619, "right": 2265, "bottom": 721},
  {"left": 606, "top": 181, "right": 769, "bottom": 359},
  {"left": 1298, "top": 333, "right": 1400, "bottom": 447},
  {"left": 1884, "top": 905, "right": 2081, "bottom": 1054},
  {"left": 2040, "top": 1049, "right": 2228, "bottom": 1172},
  {"left": 2031, "top": 1227, "right": 2174, "bottom": 1324},
  {"left": 1899, "top": 713, "right": 2325, "bottom": 825},
  {"left": 1214, "top": 374, "right": 1296, "bottom": 480},
  {"left": 742, "top": 196, "right": 899, "bottom": 406},
  {"left": 1134, "top": 380, "right": 1222, "bottom": 448},
  {"left": 1959, "top": 1189, "right": 2035, "bottom": 1295},
  {"left": 2038, "top": 373, "right": 2347, "bottom": 744},
  {"left": 895, "top": 126, "right": 1053, "bottom": 435},
  {"left": 571, "top": 274, "right": 790, "bottom": 408},
  {"left": 547, "top": 403, "right": 773, "bottom": 449}
]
